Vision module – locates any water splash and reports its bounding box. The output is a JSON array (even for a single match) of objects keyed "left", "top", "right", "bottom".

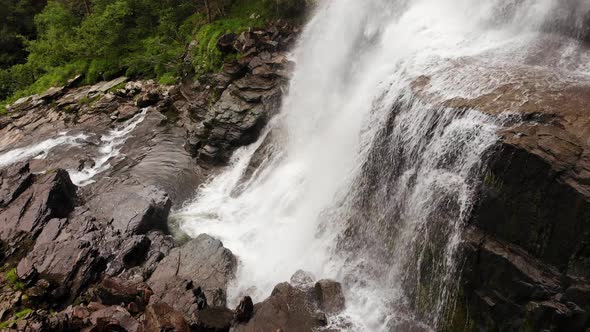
[{"left": 175, "top": 0, "right": 588, "bottom": 330}]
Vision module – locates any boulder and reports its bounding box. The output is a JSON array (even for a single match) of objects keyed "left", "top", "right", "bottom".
[
  {"left": 290, "top": 270, "right": 315, "bottom": 287},
  {"left": 192, "top": 306, "right": 234, "bottom": 332},
  {"left": 233, "top": 282, "right": 328, "bottom": 332},
  {"left": 94, "top": 277, "right": 152, "bottom": 308},
  {"left": 234, "top": 296, "right": 254, "bottom": 323},
  {"left": 0, "top": 166, "right": 76, "bottom": 246},
  {"left": 89, "top": 185, "right": 172, "bottom": 235},
  {"left": 314, "top": 279, "right": 346, "bottom": 314},
  {"left": 148, "top": 234, "right": 236, "bottom": 316},
  {"left": 16, "top": 215, "right": 105, "bottom": 301},
  {"left": 145, "top": 302, "right": 191, "bottom": 332}
]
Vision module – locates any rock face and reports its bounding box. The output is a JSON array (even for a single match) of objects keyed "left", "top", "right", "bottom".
[
  {"left": 183, "top": 25, "right": 296, "bottom": 163},
  {"left": 416, "top": 61, "right": 590, "bottom": 331}
]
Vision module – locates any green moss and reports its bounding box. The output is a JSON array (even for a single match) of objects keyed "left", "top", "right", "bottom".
[
  {"left": 5, "top": 268, "right": 25, "bottom": 291},
  {"left": 78, "top": 95, "right": 101, "bottom": 106},
  {"left": 230, "top": 0, "right": 277, "bottom": 20},
  {"left": 191, "top": 17, "right": 260, "bottom": 76},
  {"left": 157, "top": 72, "right": 178, "bottom": 85},
  {"left": 15, "top": 309, "right": 32, "bottom": 319},
  {"left": 107, "top": 81, "right": 127, "bottom": 93},
  {"left": 0, "top": 309, "right": 33, "bottom": 329}
]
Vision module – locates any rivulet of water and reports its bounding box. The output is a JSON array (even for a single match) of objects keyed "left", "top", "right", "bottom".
[{"left": 173, "top": 0, "right": 589, "bottom": 330}]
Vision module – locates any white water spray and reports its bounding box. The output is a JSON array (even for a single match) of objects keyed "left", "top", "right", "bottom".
[{"left": 175, "top": 0, "right": 589, "bottom": 330}]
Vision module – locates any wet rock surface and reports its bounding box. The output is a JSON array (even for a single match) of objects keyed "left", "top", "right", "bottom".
[
  {"left": 233, "top": 273, "right": 346, "bottom": 332},
  {"left": 412, "top": 58, "right": 590, "bottom": 330}
]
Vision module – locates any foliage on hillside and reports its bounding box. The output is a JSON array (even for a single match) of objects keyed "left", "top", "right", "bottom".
[{"left": 0, "top": 0, "right": 307, "bottom": 113}]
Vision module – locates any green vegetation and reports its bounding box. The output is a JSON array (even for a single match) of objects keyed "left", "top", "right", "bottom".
[
  {"left": 0, "top": 0, "right": 302, "bottom": 113},
  {"left": 5, "top": 268, "right": 25, "bottom": 291},
  {"left": 15, "top": 308, "right": 33, "bottom": 319},
  {"left": 0, "top": 308, "right": 34, "bottom": 329}
]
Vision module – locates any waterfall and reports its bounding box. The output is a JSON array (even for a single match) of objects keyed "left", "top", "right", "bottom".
[{"left": 175, "top": 0, "right": 589, "bottom": 330}]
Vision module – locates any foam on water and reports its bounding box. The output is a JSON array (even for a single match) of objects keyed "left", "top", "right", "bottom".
[{"left": 173, "top": 0, "right": 588, "bottom": 329}]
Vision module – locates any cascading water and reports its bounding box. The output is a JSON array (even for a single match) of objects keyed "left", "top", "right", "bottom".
[
  {"left": 68, "top": 108, "right": 148, "bottom": 186},
  {"left": 175, "top": 0, "right": 590, "bottom": 330},
  {"left": 0, "top": 132, "right": 88, "bottom": 169}
]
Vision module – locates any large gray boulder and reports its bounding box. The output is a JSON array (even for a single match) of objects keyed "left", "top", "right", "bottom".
[
  {"left": 89, "top": 185, "right": 172, "bottom": 235},
  {"left": 148, "top": 234, "right": 237, "bottom": 317}
]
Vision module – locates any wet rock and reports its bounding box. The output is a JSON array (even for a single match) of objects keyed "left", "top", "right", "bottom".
[
  {"left": 193, "top": 74, "right": 284, "bottom": 163},
  {"left": 89, "top": 185, "right": 172, "bottom": 235},
  {"left": 233, "top": 282, "right": 328, "bottom": 332},
  {"left": 0, "top": 167, "right": 76, "bottom": 245},
  {"left": 148, "top": 234, "right": 236, "bottom": 315},
  {"left": 314, "top": 279, "right": 346, "bottom": 314},
  {"left": 116, "top": 105, "right": 140, "bottom": 122},
  {"left": 94, "top": 277, "right": 152, "bottom": 308},
  {"left": 145, "top": 302, "right": 191, "bottom": 332},
  {"left": 88, "top": 305, "right": 140, "bottom": 332},
  {"left": 290, "top": 270, "right": 315, "bottom": 287},
  {"left": 192, "top": 306, "right": 234, "bottom": 332},
  {"left": 234, "top": 296, "right": 254, "bottom": 323},
  {"left": 454, "top": 227, "right": 589, "bottom": 331}
]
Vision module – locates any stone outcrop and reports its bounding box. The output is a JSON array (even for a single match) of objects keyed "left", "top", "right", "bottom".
[
  {"left": 234, "top": 272, "right": 346, "bottom": 332},
  {"left": 147, "top": 234, "right": 237, "bottom": 314},
  {"left": 182, "top": 25, "right": 296, "bottom": 163},
  {"left": 411, "top": 61, "right": 590, "bottom": 330}
]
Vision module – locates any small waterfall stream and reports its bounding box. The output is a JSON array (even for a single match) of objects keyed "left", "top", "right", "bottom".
[
  {"left": 0, "top": 108, "right": 149, "bottom": 185},
  {"left": 174, "top": 0, "right": 589, "bottom": 330}
]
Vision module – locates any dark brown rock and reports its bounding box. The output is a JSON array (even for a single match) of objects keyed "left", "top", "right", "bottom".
[
  {"left": 192, "top": 306, "right": 234, "bottom": 332},
  {"left": 233, "top": 282, "right": 328, "bottom": 332},
  {"left": 144, "top": 302, "right": 190, "bottom": 332},
  {"left": 234, "top": 296, "right": 254, "bottom": 323},
  {"left": 94, "top": 277, "right": 152, "bottom": 307},
  {"left": 0, "top": 167, "right": 76, "bottom": 243},
  {"left": 314, "top": 279, "right": 346, "bottom": 315}
]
